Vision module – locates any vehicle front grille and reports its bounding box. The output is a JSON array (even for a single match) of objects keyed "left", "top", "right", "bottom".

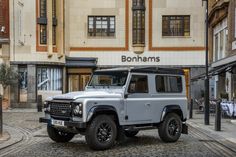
[{"left": 50, "top": 101, "right": 72, "bottom": 117}]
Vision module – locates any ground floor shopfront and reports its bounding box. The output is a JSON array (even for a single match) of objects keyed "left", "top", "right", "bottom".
[
  {"left": 9, "top": 50, "right": 205, "bottom": 108},
  {"left": 210, "top": 63, "right": 236, "bottom": 101}
]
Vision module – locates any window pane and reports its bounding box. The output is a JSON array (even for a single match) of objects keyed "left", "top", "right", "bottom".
[
  {"left": 128, "top": 75, "right": 148, "bottom": 93},
  {"left": 162, "top": 15, "right": 190, "bottom": 37},
  {"left": 133, "top": 10, "right": 145, "bottom": 44},
  {"left": 40, "top": 0, "right": 47, "bottom": 18},
  {"left": 88, "top": 16, "right": 115, "bottom": 37},
  {"left": 37, "top": 67, "right": 62, "bottom": 91},
  {"left": 156, "top": 76, "right": 182, "bottom": 93},
  {"left": 40, "top": 25, "right": 47, "bottom": 44}
]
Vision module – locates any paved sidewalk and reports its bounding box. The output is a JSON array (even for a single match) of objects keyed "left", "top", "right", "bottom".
[
  {"left": 0, "top": 125, "right": 24, "bottom": 150},
  {"left": 0, "top": 109, "right": 44, "bottom": 150},
  {"left": 187, "top": 110, "right": 236, "bottom": 149}
]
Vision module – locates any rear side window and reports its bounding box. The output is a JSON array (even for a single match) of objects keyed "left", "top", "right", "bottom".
[{"left": 156, "top": 75, "right": 182, "bottom": 93}]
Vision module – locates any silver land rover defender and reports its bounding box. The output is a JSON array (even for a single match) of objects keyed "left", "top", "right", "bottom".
[{"left": 39, "top": 67, "right": 188, "bottom": 150}]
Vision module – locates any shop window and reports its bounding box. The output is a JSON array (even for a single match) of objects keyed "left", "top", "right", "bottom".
[
  {"left": 132, "top": 0, "right": 145, "bottom": 45},
  {"left": 162, "top": 16, "right": 190, "bottom": 37},
  {"left": 37, "top": 67, "right": 62, "bottom": 91},
  {"left": 19, "top": 67, "right": 27, "bottom": 102},
  {"left": 156, "top": 75, "right": 182, "bottom": 93},
  {"left": 88, "top": 16, "right": 115, "bottom": 37}
]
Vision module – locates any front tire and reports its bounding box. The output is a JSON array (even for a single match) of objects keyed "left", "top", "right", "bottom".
[
  {"left": 47, "top": 125, "right": 75, "bottom": 143},
  {"left": 85, "top": 115, "right": 117, "bottom": 150},
  {"left": 158, "top": 113, "right": 182, "bottom": 142}
]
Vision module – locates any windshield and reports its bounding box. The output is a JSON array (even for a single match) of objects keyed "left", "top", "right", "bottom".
[{"left": 88, "top": 71, "right": 128, "bottom": 87}]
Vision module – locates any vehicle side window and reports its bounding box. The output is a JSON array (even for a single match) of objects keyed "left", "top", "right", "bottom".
[
  {"left": 128, "top": 75, "right": 148, "bottom": 93},
  {"left": 156, "top": 75, "right": 182, "bottom": 93}
]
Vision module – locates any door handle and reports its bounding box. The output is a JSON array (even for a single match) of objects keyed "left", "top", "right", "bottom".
[{"left": 145, "top": 103, "right": 151, "bottom": 107}]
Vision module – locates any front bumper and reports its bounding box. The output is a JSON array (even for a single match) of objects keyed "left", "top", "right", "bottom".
[{"left": 39, "top": 117, "right": 86, "bottom": 128}]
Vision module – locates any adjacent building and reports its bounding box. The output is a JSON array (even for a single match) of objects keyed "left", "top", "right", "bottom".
[
  {"left": 9, "top": 0, "right": 65, "bottom": 108},
  {"left": 208, "top": 0, "right": 236, "bottom": 101},
  {"left": 0, "top": 0, "right": 10, "bottom": 109},
  {"left": 6, "top": 0, "right": 206, "bottom": 108}
]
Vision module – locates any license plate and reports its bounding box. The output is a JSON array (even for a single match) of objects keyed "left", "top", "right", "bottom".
[{"left": 51, "top": 119, "right": 65, "bottom": 127}]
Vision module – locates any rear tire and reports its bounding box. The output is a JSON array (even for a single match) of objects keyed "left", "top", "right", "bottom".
[
  {"left": 158, "top": 113, "right": 182, "bottom": 142},
  {"left": 124, "top": 130, "right": 139, "bottom": 137},
  {"left": 85, "top": 115, "right": 117, "bottom": 150},
  {"left": 47, "top": 125, "right": 75, "bottom": 143}
]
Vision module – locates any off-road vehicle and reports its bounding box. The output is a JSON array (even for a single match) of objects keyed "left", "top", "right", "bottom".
[{"left": 40, "top": 67, "right": 188, "bottom": 150}]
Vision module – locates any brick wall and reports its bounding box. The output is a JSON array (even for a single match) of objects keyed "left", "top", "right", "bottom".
[{"left": 0, "top": 0, "right": 9, "bottom": 39}]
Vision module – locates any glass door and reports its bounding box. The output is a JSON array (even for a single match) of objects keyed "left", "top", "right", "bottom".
[
  {"left": 19, "top": 67, "right": 27, "bottom": 102},
  {"left": 68, "top": 75, "right": 80, "bottom": 92}
]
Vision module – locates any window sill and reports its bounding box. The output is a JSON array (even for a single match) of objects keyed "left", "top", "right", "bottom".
[{"left": 87, "top": 36, "right": 116, "bottom": 39}]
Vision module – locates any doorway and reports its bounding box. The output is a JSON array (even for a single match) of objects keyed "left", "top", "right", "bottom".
[{"left": 67, "top": 68, "right": 93, "bottom": 92}]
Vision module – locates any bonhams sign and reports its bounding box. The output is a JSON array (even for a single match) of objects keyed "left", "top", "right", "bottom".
[{"left": 121, "top": 55, "right": 160, "bottom": 63}]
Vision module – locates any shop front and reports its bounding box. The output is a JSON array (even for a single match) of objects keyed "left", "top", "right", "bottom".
[{"left": 66, "top": 57, "right": 97, "bottom": 92}]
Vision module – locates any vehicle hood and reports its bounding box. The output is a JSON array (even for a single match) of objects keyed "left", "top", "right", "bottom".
[{"left": 52, "top": 90, "right": 123, "bottom": 100}]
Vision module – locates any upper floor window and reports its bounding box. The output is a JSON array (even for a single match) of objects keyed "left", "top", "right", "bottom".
[
  {"left": 213, "top": 18, "right": 228, "bottom": 61},
  {"left": 52, "top": 0, "right": 56, "bottom": 45},
  {"left": 132, "top": 0, "right": 145, "bottom": 45},
  {"left": 156, "top": 75, "right": 182, "bottom": 93},
  {"left": 162, "top": 15, "right": 190, "bottom": 37},
  {"left": 40, "top": 0, "right": 47, "bottom": 18},
  {"left": 40, "top": 25, "right": 47, "bottom": 44},
  {"left": 52, "top": 0, "right": 56, "bottom": 18},
  {"left": 88, "top": 16, "right": 115, "bottom": 37}
]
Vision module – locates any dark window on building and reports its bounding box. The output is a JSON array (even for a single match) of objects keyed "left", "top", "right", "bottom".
[
  {"left": 156, "top": 75, "right": 182, "bottom": 93},
  {"left": 40, "top": 0, "right": 47, "bottom": 18},
  {"left": 162, "top": 16, "right": 190, "bottom": 36},
  {"left": 88, "top": 16, "right": 115, "bottom": 37},
  {"left": 132, "top": 0, "right": 145, "bottom": 45},
  {"left": 52, "top": 0, "right": 56, "bottom": 45},
  {"left": 128, "top": 75, "right": 148, "bottom": 93},
  {"left": 52, "top": 0, "right": 56, "bottom": 18},
  {"left": 53, "top": 26, "right": 56, "bottom": 45},
  {"left": 39, "top": 0, "right": 47, "bottom": 45},
  {"left": 40, "top": 25, "right": 47, "bottom": 44}
]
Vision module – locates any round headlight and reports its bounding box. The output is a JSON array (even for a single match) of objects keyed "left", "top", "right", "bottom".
[
  {"left": 73, "top": 105, "right": 80, "bottom": 115},
  {"left": 45, "top": 105, "right": 50, "bottom": 112}
]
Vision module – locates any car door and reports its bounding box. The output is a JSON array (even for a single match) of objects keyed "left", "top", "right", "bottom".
[{"left": 124, "top": 74, "right": 152, "bottom": 124}]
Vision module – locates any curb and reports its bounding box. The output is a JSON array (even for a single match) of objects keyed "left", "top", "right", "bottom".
[
  {"left": 187, "top": 121, "right": 236, "bottom": 152},
  {"left": 0, "top": 125, "right": 24, "bottom": 150}
]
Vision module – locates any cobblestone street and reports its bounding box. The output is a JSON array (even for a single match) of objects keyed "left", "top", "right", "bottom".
[{"left": 1, "top": 111, "right": 236, "bottom": 157}]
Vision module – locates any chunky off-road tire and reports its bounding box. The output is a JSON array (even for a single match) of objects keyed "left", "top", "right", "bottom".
[
  {"left": 124, "top": 130, "right": 139, "bottom": 137},
  {"left": 158, "top": 113, "right": 182, "bottom": 143},
  {"left": 47, "top": 125, "right": 75, "bottom": 143},
  {"left": 85, "top": 115, "right": 117, "bottom": 150}
]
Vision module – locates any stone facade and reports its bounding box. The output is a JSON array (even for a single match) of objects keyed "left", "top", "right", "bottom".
[
  {"left": 6, "top": 0, "right": 207, "bottom": 108},
  {"left": 208, "top": 0, "right": 236, "bottom": 100}
]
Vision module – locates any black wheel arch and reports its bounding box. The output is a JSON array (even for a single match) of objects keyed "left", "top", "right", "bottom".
[
  {"left": 87, "top": 105, "right": 120, "bottom": 125},
  {"left": 160, "top": 105, "right": 185, "bottom": 122}
]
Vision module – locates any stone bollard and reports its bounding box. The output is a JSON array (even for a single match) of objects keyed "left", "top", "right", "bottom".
[
  {"left": 37, "top": 95, "right": 43, "bottom": 112},
  {"left": 215, "top": 100, "right": 221, "bottom": 131},
  {"left": 0, "top": 95, "right": 3, "bottom": 136},
  {"left": 189, "top": 99, "right": 193, "bottom": 119}
]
